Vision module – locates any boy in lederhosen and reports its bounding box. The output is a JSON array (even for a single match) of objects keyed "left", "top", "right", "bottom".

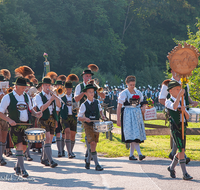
[
  {"left": 165, "top": 80, "right": 192, "bottom": 180},
  {"left": 78, "top": 84, "right": 106, "bottom": 171},
  {"left": 0, "top": 77, "right": 42, "bottom": 177},
  {"left": 60, "top": 81, "right": 77, "bottom": 158},
  {"left": 35, "top": 77, "right": 61, "bottom": 168}
]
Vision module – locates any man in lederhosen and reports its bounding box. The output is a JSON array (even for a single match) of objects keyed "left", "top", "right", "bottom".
[
  {"left": 74, "top": 69, "right": 105, "bottom": 160},
  {"left": 0, "top": 77, "right": 42, "bottom": 177},
  {"left": 35, "top": 77, "right": 61, "bottom": 168}
]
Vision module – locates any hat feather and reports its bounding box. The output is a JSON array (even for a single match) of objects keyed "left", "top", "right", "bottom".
[
  {"left": 162, "top": 79, "right": 171, "bottom": 86},
  {"left": 31, "top": 78, "right": 38, "bottom": 85},
  {"left": 88, "top": 64, "right": 99, "bottom": 72},
  {"left": 0, "top": 69, "right": 11, "bottom": 80},
  {"left": 57, "top": 75, "right": 67, "bottom": 82},
  {"left": 46, "top": 71, "right": 57, "bottom": 80},
  {"left": 15, "top": 66, "right": 34, "bottom": 78},
  {"left": 66, "top": 74, "right": 79, "bottom": 82},
  {"left": 26, "top": 74, "right": 35, "bottom": 80}
]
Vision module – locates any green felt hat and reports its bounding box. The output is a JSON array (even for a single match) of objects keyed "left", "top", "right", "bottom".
[
  {"left": 81, "top": 69, "right": 94, "bottom": 76},
  {"left": 36, "top": 82, "right": 42, "bottom": 89},
  {"left": 168, "top": 67, "right": 172, "bottom": 73},
  {"left": 167, "top": 80, "right": 181, "bottom": 91},
  {"left": 13, "top": 77, "right": 28, "bottom": 86},
  {"left": 81, "top": 84, "right": 97, "bottom": 92},
  {"left": 65, "top": 81, "right": 73, "bottom": 88},
  {"left": 55, "top": 80, "right": 63, "bottom": 85},
  {"left": 41, "top": 77, "right": 53, "bottom": 84}
]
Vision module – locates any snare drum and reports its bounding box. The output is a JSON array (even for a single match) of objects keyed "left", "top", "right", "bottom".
[
  {"left": 93, "top": 121, "right": 113, "bottom": 132},
  {"left": 25, "top": 128, "right": 46, "bottom": 143}
]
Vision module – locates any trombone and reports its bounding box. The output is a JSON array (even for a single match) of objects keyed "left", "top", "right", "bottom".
[{"left": 87, "top": 78, "right": 104, "bottom": 93}]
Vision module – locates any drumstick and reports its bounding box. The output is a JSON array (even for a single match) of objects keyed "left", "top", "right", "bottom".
[{"left": 16, "top": 123, "right": 32, "bottom": 126}]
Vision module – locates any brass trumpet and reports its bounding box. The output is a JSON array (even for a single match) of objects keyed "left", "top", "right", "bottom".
[
  {"left": 87, "top": 78, "right": 103, "bottom": 93},
  {"left": 54, "top": 86, "right": 66, "bottom": 98},
  {"left": 6, "top": 87, "right": 14, "bottom": 94},
  {"left": 48, "top": 87, "right": 65, "bottom": 104}
]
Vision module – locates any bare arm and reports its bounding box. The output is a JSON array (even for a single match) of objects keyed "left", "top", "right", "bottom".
[
  {"left": 188, "top": 96, "right": 198, "bottom": 107},
  {"left": 173, "top": 89, "right": 185, "bottom": 110},
  {"left": 159, "top": 99, "right": 166, "bottom": 106},
  {"left": 75, "top": 92, "right": 86, "bottom": 102},
  {"left": 117, "top": 103, "right": 122, "bottom": 127},
  {"left": 98, "top": 92, "right": 106, "bottom": 99},
  {"left": 78, "top": 116, "right": 91, "bottom": 123},
  {"left": 0, "top": 112, "right": 16, "bottom": 126}
]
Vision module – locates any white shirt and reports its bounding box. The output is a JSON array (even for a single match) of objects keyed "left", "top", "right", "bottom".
[
  {"left": 0, "top": 90, "right": 33, "bottom": 122},
  {"left": 35, "top": 90, "right": 60, "bottom": 114},
  {"left": 65, "top": 94, "right": 73, "bottom": 115},
  {"left": 118, "top": 88, "right": 143, "bottom": 105},
  {"left": 78, "top": 98, "right": 102, "bottom": 117},
  {"left": 165, "top": 96, "right": 189, "bottom": 122},
  {"left": 74, "top": 82, "right": 86, "bottom": 97},
  {"left": 159, "top": 77, "right": 189, "bottom": 100}
]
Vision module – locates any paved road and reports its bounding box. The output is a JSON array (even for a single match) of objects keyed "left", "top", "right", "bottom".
[{"left": 0, "top": 125, "right": 200, "bottom": 190}]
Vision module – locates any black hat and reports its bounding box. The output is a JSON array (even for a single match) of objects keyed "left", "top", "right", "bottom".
[
  {"left": 55, "top": 80, "right": 63, "bottom": 85},
  {"left": 167, "top": 80, "right": 181, "bottom": 91},
  {"left": 41, "top": 77, "right": 53, "bottom": 84},
  {"left": 81, "top": 69, "right": 94, "bottom": 76},
  {"left": 0, "top": 75, "right": 5, "bottom": 81},
  {"left": 168, "top": 67, "right": 172, "bottom": 73},
  {"left": 36, "top": 82, "right": 42, "bottom": 89},
  {"left": 65, "top": 81, "right": 73, "bottom": 88},
  {"left": 81, "top": 84, "right": 97, "bottom": 92},
  {"left": 13, "top": 77, "right": 28, "bottom": 86}
]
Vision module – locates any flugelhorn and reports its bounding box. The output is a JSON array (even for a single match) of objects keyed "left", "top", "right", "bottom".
[
  {"left": 47, "top": 87, "right": 65, "bottom": 104},
  {"left": 6, "top": 87, "right": 14, "bottom": 94},
  {"left": 87, "top": 78, "right": 103, "bottom": 93},
  {"left": 55, "top": 86, "right": 66, "bottom": 98}
]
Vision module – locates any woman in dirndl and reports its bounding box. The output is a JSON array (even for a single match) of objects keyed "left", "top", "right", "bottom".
[{"left": 117, "top": 76, "right": 147, "bottom": 161}]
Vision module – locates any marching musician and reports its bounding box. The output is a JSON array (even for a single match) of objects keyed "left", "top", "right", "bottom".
[
  {"left": 60, "top": 81, "right": 77, "bottom": 159},
  {"left": 0, "top": 77, "right": 42, "bottom": 177},
  {"left": 35, "top": 77, "right": 61, "bottom": 168},
  {"left": 0, "top": 69, "right": 11, "bottom": 166},
  {"left": 74, "top": 66, "right": 105, "bottom": 160},
  {"left": 78, "top": 84, "right": 106, "bottom": 171}
]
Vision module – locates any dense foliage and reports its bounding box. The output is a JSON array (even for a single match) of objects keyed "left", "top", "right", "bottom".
[{"left": 0, "top": 0, "right": 200, "bottom": 86}]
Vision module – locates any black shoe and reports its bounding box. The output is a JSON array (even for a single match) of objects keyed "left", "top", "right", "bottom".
[
  {"left": 62, "top": 150, "right": 65, "bottom": 157},
  {"left": 186, "top": 157, "right": 190, "bottom": 165},
  {"left": 21, "top": 170, "right": 29, "bottom": 178},
  {"left": 0, "top": 158, "right": 7, "bottom": 166},
  {"left": 41, "top": 159, "right": 50, "bottom": 166},
  {"left": 85, "top": 162, "right": 90, "bottom": 169},
  {"left": 129, "top": 155, "right": 137, "bottom": 160},
  {"left": 139, "top": 155, "right": 145, "bottom": 161},
  {"left": 58, "top": 152, "right": 62, "bottom": 157},
  {"left": 167, "top": 166, "right": 176, "bottom": 178},
  {"left": 50, "top": 160, "right": 58, "bottom": 168},
  {"left": 183, "top": 173, "right": 193, "bottom": 180},
  {"left": 14, "top": 167, "right": 21, "bottom": 175},
  {"left": 71, "top": 152, "right": 76, "bottom": 158},
  {"left": 68, "top": 153, "right": 74, "bottom": 159},
  {"left": 169, "top": 152, "right": 174, "bottom": 160},
  {"left": 95, "top": 164, "right": 103, "bottom": 171},
  {"left": 37, "top": 149, "right": 41, "bottom": 153},
  {"left": 26, "top": 156, "right": 33, "bottom": 161}
]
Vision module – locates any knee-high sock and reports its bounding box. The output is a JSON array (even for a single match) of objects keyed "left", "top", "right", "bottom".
[
  {"left": 180, "top": 159, "right": 187, "bottom": 175},
  {"left": 2, "top": 142, "right": 6, "bottom": 156},
  {"left": 170, "top": 156, "right": 178, "bottom": 170},
  {"left": 71, "top": 140, "right": 75, "bottom": 152},
  {"left": 133, "top": 142, "right": 142, "bottom": 155},
  {"left": 16, "top": 150, "right": 25, "bottom": 170},
  {"left": 42, "top": 142, "right": 47, "bottom": 160},
  {"left": 65, "top": 139, "right": 72, "bottom": 154},
  {"left": 56, "top": 137, "right": 61, "bottom": 153},
  {"left": 171, "top": 140, "right": 177, "bottom": 156},
  {"left": 91, "top": 151, "right": 99, "bottom": 167},
  {"left": 26, "top": 143, "right": 32, "bottom": 157},
  {"left": 44, "top": 143, "right": 53, "bottom": 163},
  {"left": 130, "top": 142, "right": 135, "bottom": 157},
  {"left": 61, "top": 137, "right": 65, "bottom": 152},
  {"left": 0, "top": 142, "right": 2, "bottom": 160},
  {"left": 85, "top": 136, "right": 90, "bottom": 156},
  {"left": 86, "top": 149, "right": 91, "bottom": 163}
]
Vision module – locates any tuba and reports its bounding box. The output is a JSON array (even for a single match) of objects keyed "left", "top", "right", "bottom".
[{"left": 87, "top": 78, "right": 103, "bottom": 93}]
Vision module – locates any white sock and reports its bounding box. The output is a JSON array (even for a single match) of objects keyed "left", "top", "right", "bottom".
[
  {"left": 133, "top": 142, "right": 142, "bottom": 155},
  {"left": 130, "top": 142, "right": 135, "bottom": 157}
]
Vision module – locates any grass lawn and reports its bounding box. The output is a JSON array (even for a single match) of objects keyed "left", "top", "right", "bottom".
[{"left": 81, "top": 124, "right": 200, "bottom": 160}]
